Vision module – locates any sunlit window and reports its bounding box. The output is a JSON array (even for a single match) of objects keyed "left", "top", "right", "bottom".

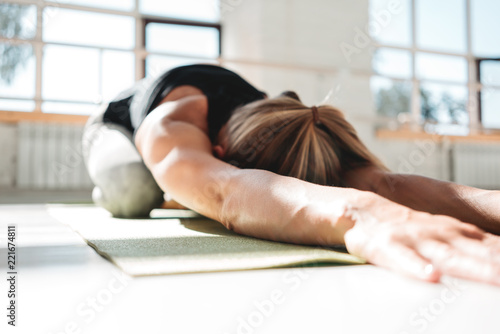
[
  {"left": 140, "top": 0, "right": 220, "bottom": 23},
  {"left": 144, "top": 19, "right": 220, "bottom": 77},
  {"left": 0, "top": 1, "right": 221, "bottom": 116},
  {"left": 370, "top": 0, "right": 500, "bottom": 132},
  {"left": 478, "top": 59, "right": 500, "bottom": 129}
]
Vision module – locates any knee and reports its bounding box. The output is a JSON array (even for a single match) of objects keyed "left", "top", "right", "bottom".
[{"left": 93, "top": 161, "right": 164, "bottom": 218}]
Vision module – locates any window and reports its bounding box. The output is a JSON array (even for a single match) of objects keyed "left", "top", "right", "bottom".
[
  {"left": 477, "top": 58, "right": 500, "bottom": 128},
  {"left": 370, "top": 0, "right": 500, "bottom": 133},
  {"left": 0, "top": 1, "right": 221, "bottom": 118},
  {"left": 144, "top": 19, "right": 220, "bottom": 77}
]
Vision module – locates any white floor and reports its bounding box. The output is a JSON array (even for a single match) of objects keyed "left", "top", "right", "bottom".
[{"left": 1, "top": 204, "right": 500, "bottom": 334}]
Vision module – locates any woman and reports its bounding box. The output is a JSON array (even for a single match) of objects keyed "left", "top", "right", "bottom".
[{"left": 83, "top": 64, "right": 500, "bottom": 286}]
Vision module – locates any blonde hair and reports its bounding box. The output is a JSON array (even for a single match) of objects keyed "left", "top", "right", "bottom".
[{"left": 223, "top": 96, "right": 386, "bottom": 187}]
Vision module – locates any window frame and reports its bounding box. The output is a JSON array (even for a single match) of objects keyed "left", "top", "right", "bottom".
[
  {"left": 0, "top": 0, "right": 222, "bottom": 123},
  {"left": 372, "top": 0, "right": 500, "bottom": 132},
  {"left": 475, "top": 57, "right": 500, "bottom": 124}
]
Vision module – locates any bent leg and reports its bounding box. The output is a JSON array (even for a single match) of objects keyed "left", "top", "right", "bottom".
[{"left": 82, "top": 106, "right": 164, "bottom": 218}]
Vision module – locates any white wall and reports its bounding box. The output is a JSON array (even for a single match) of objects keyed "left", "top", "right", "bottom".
[{"left": 222, "top": 0, "right": 377, "bottom": 152}]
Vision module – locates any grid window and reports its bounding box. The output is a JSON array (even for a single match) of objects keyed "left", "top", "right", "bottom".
[
  {"left": 0, "top": 1, "right": 221, "bottom": 118},
  {"left": 477, "top": 59, "right": 500, "bottom": 128},
  {"left": 370, "top": 0, "right": 500, "bottom": 132},
  {"left": 145, "top": 23, "right": 220, "bottom": 58},
  {"left": 144, "top": 19, "right": 221, "bottom": 77},
  {"left": 43, "top": 8, "right": 136, "bottom": 49}
]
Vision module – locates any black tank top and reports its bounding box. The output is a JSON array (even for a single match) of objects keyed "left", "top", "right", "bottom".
[{"left": 102, "top": 64, "right": 267, "bottom": 142}]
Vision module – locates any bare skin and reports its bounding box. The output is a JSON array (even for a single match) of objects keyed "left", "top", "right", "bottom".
[
  {"left": 344, "top": 167, "right": 500, "bottom": 235},
  {"left": 135, "top": 86, "right": 500, "bottom": 286}
]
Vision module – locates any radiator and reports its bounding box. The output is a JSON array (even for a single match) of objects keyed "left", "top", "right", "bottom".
[
  {"left": 16, "top": 122, "right": 93, "bottom": 189},
  {"left": 453, "top": 142, "right": 500, "bottom": 190}
]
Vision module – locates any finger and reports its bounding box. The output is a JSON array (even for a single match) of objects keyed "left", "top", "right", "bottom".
[
  {"left": 457, "top": 223, "right": 486, "bottom": 240},
  {"left": 418, "top": 240, "right": 500, "bottom": 286},
  {"left": 440, "top": 256, "right": 500, "bottom": 286},
  {"left": 448, "top": 234, "right": 500, "bottom": 263},
  {"left": 370, "top": 244, "right": 441, "bottom": 283},
  {"left": 483, "top": 233, "right": 500, "bottom": 260}
]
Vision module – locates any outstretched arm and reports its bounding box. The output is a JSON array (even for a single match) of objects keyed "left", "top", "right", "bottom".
[
  {"left": 373, "top": 172, "right": 500, "bottom": 235},
  {"left": 136, "top": 98, "right": 500, "bottom": 286}
]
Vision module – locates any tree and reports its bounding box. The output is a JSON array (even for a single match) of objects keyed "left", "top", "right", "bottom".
[
  {"left": 0, "top": 4, "right": 34, "bottom": 85},
  {"left": 376, "top": 83, "right": 466, "bottom": 124},
  {"left": 375, "top": 82, "right": 411, "bottom": 118},
  {"left": 441, "top": 92, "right": 467, "bottom": 124},
  {"left": 420, "top": 87, "right": 438, "bottom": 123}
]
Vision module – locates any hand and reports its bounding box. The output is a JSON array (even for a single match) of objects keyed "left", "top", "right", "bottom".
[{"left": 343, "top": 195, "right": 500, "bottom": 286}]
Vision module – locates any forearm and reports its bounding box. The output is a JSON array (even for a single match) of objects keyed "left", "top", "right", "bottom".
[
  {"left": 219, "top": 169, "right": 367, "bottom": 246},
  {"left": 377, "top": 173, "right": 500, "bottom": 234},
  {"left": 155, "top": 153, "right": 364, "bottom": 246}
]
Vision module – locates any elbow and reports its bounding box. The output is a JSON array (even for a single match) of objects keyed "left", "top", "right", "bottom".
[{"left": 154, "top": 151, "right": 233, "bottom": 222}]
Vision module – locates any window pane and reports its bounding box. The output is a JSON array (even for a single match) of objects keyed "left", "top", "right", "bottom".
[
  {"left": 369, "top": 0, "right": 411, "bottom": 47},
  {"left": 0, "top": 99, "right": 35, "bottom": 112},
  {"left": 420, "top": 83, "right": 468, "bottom": 125},
  {"left": 0, "top": 43, "right": 35, "bottom": 98},
  {"left": 0, "top": 4, "right": 36, "bottom": 39},
  {"left": 416, "top": 0, "right": 466, "bottom": 54},
  {"left": 371, "top": 76, "right": 412, "bottom": 118},
  {"left": 479, "top": 60, "right": 500, "bottom": 86},
  {"left": 146, "top": 23, "right": 219, "bottom": 58},
  {"left": 471, "top": 0, "right": 500, "bottom": 57},
  {"left": 57, "top": 0, "right": 134, "bottom": 11},
  {"left": 42, "top": 45, "right": 99, "bottom": 103},
  {"left": 373, "top": 48, "right": 412, "bottom": 79},
  {"left": 481, "top": 88, "right": 500, "bottom": 129},
  {"left": 43, "top": 8, "right": 135, "bottom": 49},
  {"left": 416, "top": 53, "right": 468, "bottom": 83},
  {"left": 102, "top": 51, "right": 135, "bottom": 102},
  {"left": 140, "top": 0, "right": 219, "bottom": 23},
  {"left": 42, "top": 101, "right": 96, "bottom": 115},
  {"left": 146, "top": 55, "right": 217, "bottom": 77}
]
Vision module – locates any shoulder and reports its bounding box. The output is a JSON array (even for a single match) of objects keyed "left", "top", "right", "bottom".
[{"left": 135, "top": 95, "right": 212, "bottom": 164}]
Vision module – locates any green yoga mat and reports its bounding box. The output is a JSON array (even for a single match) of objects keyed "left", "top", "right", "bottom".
[{"left": 48, "top": 205, "right": 365, "bottom": 276}]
